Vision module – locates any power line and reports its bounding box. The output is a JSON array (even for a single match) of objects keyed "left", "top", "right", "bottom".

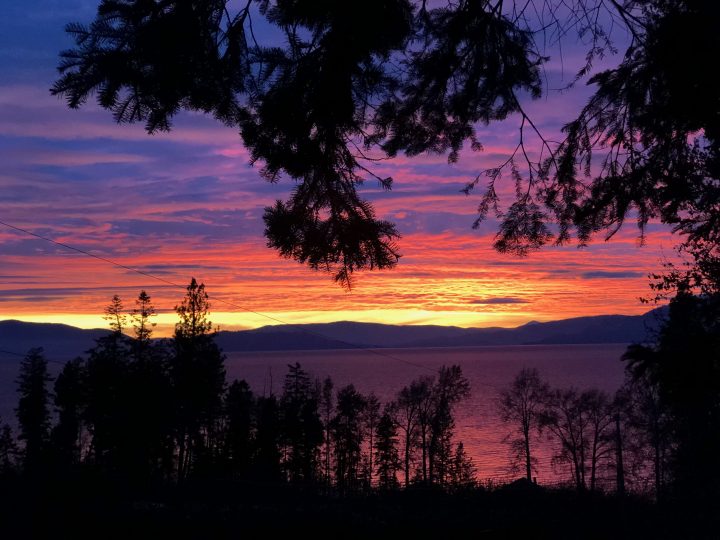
[
  {"left": 0, "top": 347, "right": 66, "bottom": 365},
  {"left": 0, "top": 219, "right": 437, "bottom": 374}
]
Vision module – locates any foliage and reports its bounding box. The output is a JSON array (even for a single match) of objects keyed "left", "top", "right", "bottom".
[
  {"left": 15, "top": 348, "right": 52, "bottom": 473},
  {"left": 374, "top": 407, "right": 401, "bottom": 490},
  {"left": 172, "top": 279, "right": 226, "bottom": 480},
  {"left": 623, "top": 291, "right": 720, "bottom": 514},
  {"left": 51, "top": 1, "right": 720, "bottom": 284},
  {"left": 331, "top": 384, "right": 367, "bottom": 493},
  {"left": 279, "top": 362, "right": 322, "bottom": 483}
]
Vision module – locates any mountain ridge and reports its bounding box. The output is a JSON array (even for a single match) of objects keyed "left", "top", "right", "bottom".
[{"left": 0, "top": 308, "right": 667, "bottom": 360}]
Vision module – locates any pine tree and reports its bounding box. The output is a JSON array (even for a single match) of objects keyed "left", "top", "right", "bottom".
[
  {"left": 375, "top": 408, "right": 401, "bottom": 491},
  {"left": 363, "top": 393, "right": 380, "bottom": 488},
  {"left": 172, "top": 278, "right": 226, "bottom": 480},
  {"left": 224, "top": 379, "right": 254, "bottom": 477},
  {"left": 332, "top": 385, "right": 367, "bottom": 493},
  {"left": 254, "top": 395, "right": 281, "bottom": 481},
  {"left": 15, "top": 348, "right": 52, "bottom": 473},
  {"left": 449, "top": 442, "right": 476, "bottom": 490},
  {"left": 51, "top": 358, "right": 85, "bottom": 466},
  {"left": 83, "top": 298, "right": 131, "bottom": 473},
  {"left": 320, "top": 376, "right": 334, "bottom": 486},
  {"left": 428, "top": 365, "right": 471, "bottom": 486},
  {"left": 104, "top": 294, "right": 126, "bottom": 334},
  {"left": 132, "top": 290, "right": 156, "bottom": 361},
  {"left": 0, "top": 422, "right": 18, "bottom": 476},
  {"left": 280, "top": 363, "right": 322, "bottom": 483}
]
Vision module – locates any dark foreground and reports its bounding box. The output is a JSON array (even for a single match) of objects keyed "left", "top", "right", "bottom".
[{"left": 1, "top": 478, "right": 714, "bottom": 539}]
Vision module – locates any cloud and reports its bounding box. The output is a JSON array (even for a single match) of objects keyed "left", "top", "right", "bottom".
[
  {"left": 470, "top": 297, "right": 531, "bottom": 305},
  {"left": 581, "top": 271, "right": 645, "bottom": 279}
]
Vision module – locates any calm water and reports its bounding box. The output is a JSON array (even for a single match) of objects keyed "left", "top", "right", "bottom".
[
  {"left": 0, "top": 344, "right": 629, "bottom": 482},
  {"left": 224, "top": 343, "right": 629, "bottom": 482}
]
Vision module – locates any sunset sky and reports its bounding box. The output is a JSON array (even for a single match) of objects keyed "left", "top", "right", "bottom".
[{"left": 0, "top": 1, "right": 677, "bottom": 335}]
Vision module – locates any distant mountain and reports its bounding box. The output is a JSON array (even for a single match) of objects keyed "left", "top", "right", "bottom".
[
  {"left": 0, "top": 320, "right": 108, "bottom": 360},
  {"left": 0, "top": 308, "right": 667, "bottom": 361},
  {"left": 216, "top": 308, "right": 667, "bottom": 351}
]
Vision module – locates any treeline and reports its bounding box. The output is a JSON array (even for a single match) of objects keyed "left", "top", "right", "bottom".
[
  {"left": 0, "top": 279, "right": 718, "bottom": 535},
  {"left": 0, "top": 279, "right": 475, "bottom": 494},
  {"left": 496, "top": 289, "right": 720, "bottom": 526},
  {"left": 498, "top": 369, "right": 668, "bottom": 496}
]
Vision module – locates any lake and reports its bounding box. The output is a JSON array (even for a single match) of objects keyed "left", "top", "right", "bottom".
[
  {"left": 224, "top": 343, "right": 629, "bottom": 483},
  {"left": 0, "top": 343, "right": 629, "bottom": 483}
]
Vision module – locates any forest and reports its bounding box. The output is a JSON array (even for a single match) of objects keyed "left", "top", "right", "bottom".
[{"left": 0, "top": 278, "right": 717, "bottom": 538}]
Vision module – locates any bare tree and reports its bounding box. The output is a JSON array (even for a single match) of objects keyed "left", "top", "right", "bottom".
[
  {"left": 394, "top": 377, "right": 431, "bottom": 488},
  {"left": 363, "top": 392, "right": 381, "bottom": 488},
  {"left": 585, "top": 390, "right": 615, "bottom": 491},
  {"left": 541, "top": 387, "right": 615, "bottom": 491},
  {"left": 497, "top": 368, "right": 549, "bottom": 481}
]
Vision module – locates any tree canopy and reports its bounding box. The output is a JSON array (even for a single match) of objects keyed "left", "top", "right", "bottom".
[{"left": 51, "top": 0, "right": 720, "bottom": 286}]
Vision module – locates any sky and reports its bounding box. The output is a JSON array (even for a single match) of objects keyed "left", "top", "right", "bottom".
[{"left": 0, "top": 1, "right": 678, "bottom": 335}]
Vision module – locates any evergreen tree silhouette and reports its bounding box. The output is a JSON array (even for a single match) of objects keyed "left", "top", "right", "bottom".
[
  {"left": 374, "top": 407, "right": 401, "bottom": 491},
  {"left": 624, "top": 291, "right": 720, "bottom": 520},
  {"left": 331, "top": 384, "right": 367, "bottom": 493},
  {"left": 279, "top": 363, "right": 322, "bottom": 483},
  {"left": 254, "top": 395, "right": 281, "bottom": 482},
  {"left": 428, "top": 365, "right": 471, "bottom": 486},
  {"left": 224, "top": 379, "right": 254, "bottom": 478},
  {"left": 0, "top": 422, "right": 18, "bottom": 477},
  {"left": 51, "top": 358, "right": 85, "bottom": 468},
  {"left": 52, "top": 2, "right": 720, "bottom": 283},
  {"left": 172, "top": 278, "right": 226, "bottom": 480},
  {"left": 15, "top": 348, "right": 52, "bottom": 475}
]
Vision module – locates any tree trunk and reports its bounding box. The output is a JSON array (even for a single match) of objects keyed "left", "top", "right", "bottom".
[
  {"left": 590, "top": 433, "right": 598, "bottom": 491},
  {"left": 421, "top": 426, "right": 427, "bottom": 483},
  {"left": 524, "top": 426, "right": 532, "bottom": 481},
  {"left": 614, "top": 414, "right": 625, "bottom": 496},
  {"left": 654, "top": 439, "right": 662, "bottom": 501},
  {"left": 404, "top": 430, "right": 411, "bottom": 488}
]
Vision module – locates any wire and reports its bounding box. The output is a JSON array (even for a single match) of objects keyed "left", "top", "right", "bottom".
[
  {"left": 0, "top": 219, "right": 438, "bottom": 374},
  {"left": 0, "top": 347, "right": 66, "bottom": 365}
]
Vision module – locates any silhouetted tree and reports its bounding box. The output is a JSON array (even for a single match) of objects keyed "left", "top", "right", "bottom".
[
  {"left": 15, "top": 348, "right": 52, "bottom": 474},
  {"left": 585, "top": 390, "right": 614, "bottom": 491},
  {"left": 394, "top": 377, "right": 429, "bottom": 487},
  {"left": 617, "top": 372, "right": 672, "bottom": 498},
  {"left": 126, "top": 291, "right": 172, "bottom": 484},
  {"left": 0, "top": 422, "right": 18, "bottom": 477},
  {"left": 131, "top": 290, "right": 155, "bottom": 360},
  {"left": 83, "top": 325, "right": 129, "bottom": 473},
  {"left": 498, "top": 368, "right": 549, "bottom": 481},
  {"left": 332, "top": 385, "right": 367, "bottom": 493},
  {"left": 224, "top": 379, "right": 254, "bottom": 478},
  {"left": 374, "top": 407, "right": 401, "bottom": 490},
  {"left": 541, "top": 388, "right": 589, "bottom": 490},
  {"left": 104, "top": 293, "right": 126, "bottom": 334},
  {"left": 320, "top": 376, "right": 334, "bottom": 486},
  {"left": 362, "top": 392, "right": 380, "bottom": 488},
  {"left": 428, "top": 365, "right": 471, "bottom": 486},
  {"left": 541, "top": 387, "right": 616, "bottom": 491},
  {"left": 624, "top": 290, "right": 720, "bottom": 515},
  {"left": 172, "top": 278, "right": 226, "bottom": 480},
  {"left": 280, "top": 363, "right": 322, "bottom": 483},
  {"left": 51, "top": 358, "right": 85, "bottom": 467},
  {"left": 52, "top": 2, "right": 720, "bottom": 284},
  {"left": 448, "top": 442, "right": 476, "bottom": 490},
  {"left": 254, "top": 395, "right": 281, "bottom": 482},
  {"left": 412, "top": 375, "right": 435, "bottom": 484}
]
